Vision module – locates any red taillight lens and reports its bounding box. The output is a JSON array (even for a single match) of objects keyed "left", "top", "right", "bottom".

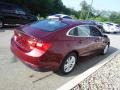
[
  {"left": 13, "top": 30, "right": 50, "bottom": 52},
  {"left": 27, "top": 40, "right": 37, "bottom": 49},
  {"left": 36, "top": 41, "right": 51, "bottom": 52}
]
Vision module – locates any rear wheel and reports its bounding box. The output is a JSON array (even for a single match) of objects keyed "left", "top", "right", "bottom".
[
  {"left": 0, "top": 20, "right": 3, "bottom": 28},
  {"left": 59, "top": 52, "right": 77, "bottom": 75}
]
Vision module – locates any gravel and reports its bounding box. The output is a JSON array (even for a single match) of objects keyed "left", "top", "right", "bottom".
[{"left": 79, "top": 52, "right": 120, "bottom": 90}]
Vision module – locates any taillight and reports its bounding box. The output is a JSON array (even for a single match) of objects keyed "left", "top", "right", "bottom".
[
  {"left": 36, "top": 41, "right": 51, "bottom": 52},
  {"left": 13, "top": 30, "right": 50, "bottom": 52},
  {"left": 27, "top": 39, "right": 36, "bottom": 49}
]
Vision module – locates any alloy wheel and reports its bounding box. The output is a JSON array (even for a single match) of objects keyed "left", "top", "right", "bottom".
[
  {"left": 103, "top": 44, "right": 109, "bottom": 54},
  {"left": 63, "top": 54, "right": 77, "bottom": 73}
]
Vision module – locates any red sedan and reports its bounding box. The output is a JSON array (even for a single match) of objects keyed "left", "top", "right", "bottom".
[{"left": 11, "top": 19, "right": 110, "bottom": 74}]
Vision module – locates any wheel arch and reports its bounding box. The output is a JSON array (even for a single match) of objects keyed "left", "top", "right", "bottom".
[
  {"left": 58, "top": 50, "right": 79, "bottom": 74},
  {"left": 60, "top": 50, "right": 79, "bottom": 66},
  {"left": 69, "top": 50, "right": 79, "bottom": 59}
]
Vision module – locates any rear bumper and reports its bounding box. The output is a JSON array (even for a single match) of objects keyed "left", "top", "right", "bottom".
[{"left": 10, "top": 38, "right": 56, "bottom": 71}]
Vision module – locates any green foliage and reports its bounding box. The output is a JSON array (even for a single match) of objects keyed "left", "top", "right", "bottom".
[
  {"left": 79, "top": 0, "right": 94, "bottom": 20},
  {"left": 109, "top": 12, "right": 120, "bottom": 24},
  {"left": 79, "top": 0, "right": 120, "bottom": 24},
  {"left": 94, "top": 17, "right": 109, "bottom": 22},
  {"left": 80, "top": 1, "right": 90, "bottom": 19}
]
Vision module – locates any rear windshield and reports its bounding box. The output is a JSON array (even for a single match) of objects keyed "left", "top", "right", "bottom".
[{"left": 30, "top": 19, "right": 68, "bottom": 31}]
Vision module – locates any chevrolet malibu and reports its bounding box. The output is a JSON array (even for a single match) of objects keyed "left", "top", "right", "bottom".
[{"left": 11, "top": 19, "right": 110, "bottom": 74}]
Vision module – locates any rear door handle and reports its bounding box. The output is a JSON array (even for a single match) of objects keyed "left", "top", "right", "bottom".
[
  {"left": 79, "top": 40, "right": 82, "bottom": 43},
  {"left": 94, "top": 39, "right": 99, "bottom": 42}
]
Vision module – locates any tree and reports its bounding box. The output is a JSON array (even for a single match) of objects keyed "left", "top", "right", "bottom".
[
  {"left": 109, "top": 12, "right": 120, "bottom": 24},
  {"left": 79, "top": 0, "right": 94, "bottom": 19}
]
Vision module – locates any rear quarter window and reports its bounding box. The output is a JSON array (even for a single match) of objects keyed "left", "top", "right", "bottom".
[{"left": 30, "top": 19, "right": 68, "bottom": 31}]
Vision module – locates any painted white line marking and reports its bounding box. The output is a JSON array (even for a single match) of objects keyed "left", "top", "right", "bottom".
[{"left": 57, "top": 50, "right": 120, "bottom": 90}]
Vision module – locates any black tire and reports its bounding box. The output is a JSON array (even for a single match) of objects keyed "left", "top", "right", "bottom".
[
  {"left": 0, "top": 19, "right": 3, "bottom": 28},
  {"left": 59, "top": 52, "right": 78, "bottom": 75}
]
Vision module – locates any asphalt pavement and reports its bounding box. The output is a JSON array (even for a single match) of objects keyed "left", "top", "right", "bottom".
[{"left": 0, "top": 28, "right": 120, "bottom": 90}]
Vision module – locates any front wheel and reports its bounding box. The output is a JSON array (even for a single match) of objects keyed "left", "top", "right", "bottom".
[
  {"left": 59, "top": 53, "right": 77, "bottom": 75},
  {"left": 101, "top": 44, "right": 109, "bottom": 55}
]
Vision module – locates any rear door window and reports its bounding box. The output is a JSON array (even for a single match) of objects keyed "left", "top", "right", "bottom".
[
  {"left": 69, "top": 27, "right": 78, "bottom": 36},
  {"left": 68, "top": 25, "right": 91, "bottom": 37},
  {"left": 30, "top": 19, "right": 68, "bottom": 31},
  {"left": 77, "top": 26, "right": 90, "bottom": 36}
]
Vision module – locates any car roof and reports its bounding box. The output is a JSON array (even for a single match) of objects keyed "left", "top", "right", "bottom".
[
  {"left": 81, "top": 20, "right": 97, "bottom": 24},
  {"left": 47, "top": 14, "right": 72, "bottom": 19},
  {"left": 54, "top": 14, "right": 69, "bottom": 17},
  {"left": 47, "top": 18, "right": 97, "bottom": 26},
  {"left": 59, "top": 19, "right": 99, "bottom": 26},
  {"left": 60, "top": 19, "right": 82, "bottom": 26}
]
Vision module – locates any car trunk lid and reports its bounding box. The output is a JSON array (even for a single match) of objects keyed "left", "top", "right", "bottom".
[{"left": 14, "top": 26, "right": 52, "bottom": 52}]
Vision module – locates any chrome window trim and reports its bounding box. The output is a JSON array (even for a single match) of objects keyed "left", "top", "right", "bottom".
[
  {"left": 66, "top": 25, "right": 79, "bottom": 37},
  {"left": 66, "top": 25, "right": 103, "bottom": 37}
]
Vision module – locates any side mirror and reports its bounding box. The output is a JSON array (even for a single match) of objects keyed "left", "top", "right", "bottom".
[{"left": 103, "top": 35, "right": 108, "bottom": 38}]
